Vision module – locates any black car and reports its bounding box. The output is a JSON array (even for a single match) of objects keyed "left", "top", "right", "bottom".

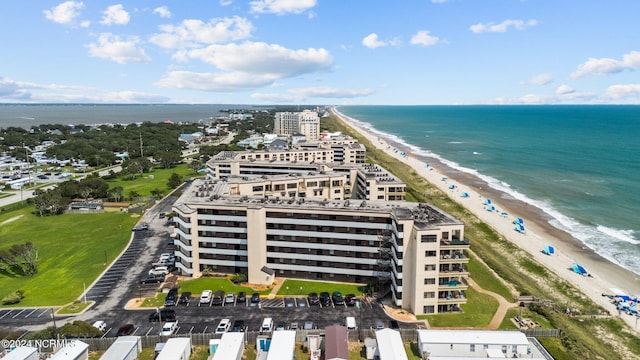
[
  {"left": 231, "top": 320, "right": 245, "bottom": 332},
  {"left": 308, "top": 292, "right": 319, "bottom": 305},
  {"left": 332, "top": 291, "right": 344, "bottom": 305},
  {"left": 345, "top": 294, "right": 357, "bottom": 306},
  {"left": 179, "top": 292, "right": 191, "bottom": 305},
  {"left": 140, "top": 275, "right": 164, "bottom": 284},
  {"left": 164, "top": 289, "right": 178, "bottom": 307},
  {"left": 116, "top": 324, "right": 134, "bottom": 336},
  {"left": 148, "top": 309, "right": 176, "bottom": 322},
  {"left": 319, "top": 292, "right": 331, "bottom": 306},
  {"left": 389, "top": 320, "right": 400, "bottom": 329},
  {"left": 251, "top": 292, "right": 260, "bottom": 303},
  {"left": 237, "top": 291, "right": 246, "bottom": 303}
]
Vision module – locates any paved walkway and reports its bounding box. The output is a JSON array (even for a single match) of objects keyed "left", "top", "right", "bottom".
[
  {"left": 267, "top": 278, "right": 285, "bottom": 298},
  {"left": 467, "top": 278, "right": 517, "bottom": 329}
]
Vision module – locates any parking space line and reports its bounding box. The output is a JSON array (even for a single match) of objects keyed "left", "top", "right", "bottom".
[
  {"left": 202, "top": 326, "right": 208, "bottom": 334},
  {"left": 0, "top": 310, "right": 12, "bottom": 320},
  {"left": 145, "top": 327, "right": 153, "bottom": 336},
  {"left": 24, "top": 309, "right": 38, "bottom": 318},
  {"left": 187, "top": 326, "right": 194, "bottom": 334},
  {"left": 11, "top": 309, "right": 25, "bottom": 319},
  {"left": 36, "top": 309, "right": 49, "bottom": 318}
]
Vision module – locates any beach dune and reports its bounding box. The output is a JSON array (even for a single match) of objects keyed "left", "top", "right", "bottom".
[{"left": 332, "top": 108, "right": 640, "bottom": 331}]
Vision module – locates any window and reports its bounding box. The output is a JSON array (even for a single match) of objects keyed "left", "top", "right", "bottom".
[
  {"left": 252, "top": 185, "right": 264, "bottom": 192},
  {"left": 442, "top": 231, "right": 449, "bottom": 240},
  {"left": 423, "top": 305, "right": 434, "bottom": 314},
  {"left": 287, "top": 183, "right": 297, "bottom": 189},
  {"left": 421, "top": 234, "right": 437, "bottom": 243},
  {"left": 425, "top": 250, "right": 436, "bottom": 257},
  {"left": 470, "top": 344, "right": 475, "bottom": 352},
  {"left": 424, "top": 264, "right": 436, "bottom": 271},
  {"left": 423, "top": 292, "right": 435, "bottom": 298},
  {"left": 424, "top": 278, "right": 436, "bottom": 285}
]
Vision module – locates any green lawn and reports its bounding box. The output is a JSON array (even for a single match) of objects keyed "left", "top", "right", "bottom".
[
  {"left": 176, "top": 277, "right": 272, "bottom": 297},
  {"left": 277, "top": 279, "right": 366, "bottom": 296},
  {"left": 0, "top": 207, "right": 138, "bottom": 306},
  {"left": 467, "top": 255, "right": 513, "bottom": 300},
  {"left": 106, "top": 164, "right": 196, "bottom": 197},
  {"left": 418, "top": 288, "right": 499, "bottom": 328}
]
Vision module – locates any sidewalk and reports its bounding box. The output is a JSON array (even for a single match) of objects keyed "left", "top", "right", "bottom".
[{"left": 267, "top": 278, "right": 285, "bottom": 299}]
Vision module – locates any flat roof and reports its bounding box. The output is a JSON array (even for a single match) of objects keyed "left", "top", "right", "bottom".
[
  {"left": 417, "top": 329, "right": 528, "bottom": 345},
  {"left": 49, "top": 340, "right": 89, "bottom": 359},
  {"left": 1, "top": 347, "right": 37, "bottom": 360},
  {"left": 156, "top": 338, "right": 191, "bottom": 360},
  {"left": 265, "top": 330, "right": 296, "bottom": 360},
  {"left": 212, "top": 333, "right": 245, "bottom": 360},
  {"left": 99, "top": 336, "right": 140, "bottom": 360},
  {"left": 376, "top": 329, "right": 408, "bottom": 360}
]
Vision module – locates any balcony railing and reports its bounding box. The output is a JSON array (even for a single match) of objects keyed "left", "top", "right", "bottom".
[
  {"left": 440, "top": 237, "right": 470, "bottom": 247},
  {"left": 438, "top": 277, "right": 469, "bottom": 289}
]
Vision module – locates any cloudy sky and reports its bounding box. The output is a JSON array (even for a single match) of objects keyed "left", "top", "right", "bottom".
[{"left": 2, "top": 0, "right": 640, "bottom": 104}]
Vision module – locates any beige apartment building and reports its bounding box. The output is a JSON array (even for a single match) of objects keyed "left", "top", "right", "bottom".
[{"left": 274, "top": 110, "right": 320, "bottom": 140}]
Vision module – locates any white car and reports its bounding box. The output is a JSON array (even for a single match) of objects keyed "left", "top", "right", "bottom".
[
  {"left": 200, "top": 290, "right": 212, "bottom": 304},
  {"left": 215, "top": 318, "right": 231, "bottom": 334},
  {"left": 149, "top": 266, "right": 169, "bottom": 276}
]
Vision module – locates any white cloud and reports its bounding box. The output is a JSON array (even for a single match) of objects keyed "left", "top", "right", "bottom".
[
  {"left": 571, "top": 51, "right": 640, "bottom": 79},
  {"left": 432, "top": 0, "right": 448, "bottom": 3},
  {"left": 556, "top": 84, "right": 574, "bottom": 95},
  {"left": 183, "top": 41, "right": 333, "bottom": 77},
  {"left": 252, "top": 86, "right": 375, "bottom": 103},
  {"left": 220, "top": 0, "right": 233, "bottom": 5},
  {"left": 100, "top": 4, "right": 130, "bottom": 26},
  {"left": 250, "top": 0, "right": 317, "bottom": 15},
  {"left": 156, "top": 42, "right": 333, "bottom": 92},
  {"left": 86, "top": 33, "right": 151, "bottom": 64},
  {"left": 470, "top": 19, "right": 537, "bottom": 33},
  {"left": 604, "top": 84, "right": 640, "bottom": 100},
  {"left": 153, "top": 6, "right": 171, "bottom": 19},
  {"left": 521, "top": 73, "right": 553, "bottom": 86},
  {"left": 494, "top": 90, "right": 596, "bottom": 104},
  {"left": 362, "top": 33, "right": 388, "bottom": 49},
  {"left": 155, "top": 71, "right": 278, "bottom": 91},
  {"left": 43, "top": 1, "right": 84, "bottom": 25},
  {"left": 410, "top": 31, "right": 440, "bottom": 47},
  {"left": 149, "top": 16, "right": 254, "bottom": 49}
]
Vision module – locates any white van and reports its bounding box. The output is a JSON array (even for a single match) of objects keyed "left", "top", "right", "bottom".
[
  {"left": 261, "top": 317, "right": 273, "bottom": 333},
  {"left": 92, "top": 320, "right": 106, "bottom": 332},
  {"left": 346, "top": 316, "right": 357, "bottom": 330},
  {"left": 160, "top": 321, "right": 178, "bottom": 336}
]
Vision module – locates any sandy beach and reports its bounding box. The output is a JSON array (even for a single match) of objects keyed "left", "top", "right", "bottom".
[{"left": 332, "top": 108, "right": 640, "bottom": 331}]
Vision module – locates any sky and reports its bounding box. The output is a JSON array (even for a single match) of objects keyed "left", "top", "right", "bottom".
[{"left": 2, "top": 0, "right": 640, "bottom": 105}]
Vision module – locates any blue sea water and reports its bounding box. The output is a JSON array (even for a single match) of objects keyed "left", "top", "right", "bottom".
[{"left": 338, "top": 105, "right": 640, "bottom": 276}]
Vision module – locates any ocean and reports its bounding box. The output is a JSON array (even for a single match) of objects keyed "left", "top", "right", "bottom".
[
  {"left": 337, "top": 105, "right": 640, "bottom": 276},
  {"left": 0, "top": 104, "right": 252, "bottom": 128}
]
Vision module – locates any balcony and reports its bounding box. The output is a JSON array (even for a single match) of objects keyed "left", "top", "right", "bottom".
[
  {"left": 437, "top": 290, "right": 467, "bottom": 304},
  {"left": 439, "top": 264, "right": 469, "bottom": 275},
  {"left": 438, "top": 277, "right": 468, "bottom": 290},
  {"left": 440, "top": 237, "right": 470, "bottom": 247},
  {"left": 439, "top": 251, "right": 468, "bottom": 263}
]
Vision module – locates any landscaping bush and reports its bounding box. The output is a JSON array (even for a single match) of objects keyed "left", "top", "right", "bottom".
[
  {"left": 2, "top": 290, "right": 24, "bottom": 305},
  {"left": 230, "top": 273, "right": 247, "bottom": 284}
]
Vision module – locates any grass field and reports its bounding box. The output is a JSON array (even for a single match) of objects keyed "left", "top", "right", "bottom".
[
  {"left": 277, "top": 279, "right": 366, "bottom": 296},
  {"left": 176, "top": 277, "right": 273, "bottom": 297},
  {"left": 106, "top": 164, "right": 196, "bottom": 198},
  {"left": 0, "top": 207, "right": 139, "bottom": 306}
]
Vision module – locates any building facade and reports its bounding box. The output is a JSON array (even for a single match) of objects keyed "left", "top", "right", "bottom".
[
  {"left": 274, "top": 110, "right": 320, "bottom": 140},
  {"left": 171, "top": 178, "right": 468, "bottom": 315}
]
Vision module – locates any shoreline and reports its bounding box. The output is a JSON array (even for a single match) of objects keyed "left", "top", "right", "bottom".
[{"left": 331, "top": 108, "right": 640, "bottom": 331}]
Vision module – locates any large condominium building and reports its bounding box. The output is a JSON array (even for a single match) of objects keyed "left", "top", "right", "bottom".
[
  {"left": 274, "top": 110, "right": 320, "bottom": 140},
  {"left": 172, "top": 179, "right": 468, "bottom": 315}
]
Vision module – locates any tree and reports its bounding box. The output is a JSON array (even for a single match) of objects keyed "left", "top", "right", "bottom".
[
  {"left": 156, "top": 150, "right": 182, "bottom": 169},
  {"left": 188, "top": 158, "right": 204, "bottom": 174},
  {"left": 108, "top": 186, "right": 124, "bottom": 202},
  {"left": 150, "top": 188, "right": 164, "bottom": 198},
  {"left": 128, "top": 190, "right": 140, "bottom": 200},
  {"left": 0, "top": 242, "right": 39, "bottom": 276},
  {"left": 167, "top": 173, "right": 183, "bottom": 189}
]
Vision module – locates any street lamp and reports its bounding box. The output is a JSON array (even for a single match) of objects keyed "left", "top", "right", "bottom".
[{"left": 51, "top": 308, "right": 57, "bottom": 335}]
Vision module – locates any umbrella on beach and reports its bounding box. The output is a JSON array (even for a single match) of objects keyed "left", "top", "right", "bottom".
[
  {"left": 515, "top": 224, "right": 526, "bottom": 233},
  {"left": 487, "top": 205, "right": 496, "bottom": 212},
  {"left": 543, "top": 244, "right": 555, "bottom": 255},
  {"left": 484, "top": 199, "right": 492, "bottom": 205},
  {"left": 449, "top": 184, "right": 456, "bottom": 190},
  {"left": 500, "top": 211, "right": 508, "bottom": 217},
  {"left": 513, "top": 217, "right": 524, "bottom": 225},
  {"left": 572, "top": 263, "right": 588, "bottom": 276},
  {"left": 461, "top": 192, "right": 469, "bottom": 198}
]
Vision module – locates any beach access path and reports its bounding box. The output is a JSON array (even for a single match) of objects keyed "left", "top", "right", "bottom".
[{"left": 332, "top": 108, "right": 640, "bottom": 332}]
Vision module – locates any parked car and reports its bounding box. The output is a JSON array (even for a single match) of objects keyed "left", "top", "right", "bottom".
[
  {"left": 319, "top": 292, "right": 331, "bottom": 306},
  {"left": 225, "top": 293, "right": 235, "bottom": 304},
  {"left": 164, "top": 289, "right": 178, "bottom": 307},
  {"left": 345, "top": 294, "right": 357, "bottom": 306},
  {"left": 275, "top": 323, "right": 286, "bottom": 331},
  {"left": 308, "top": 293, "right": 319, "bottom": 305},
  {"left": 251, "top": 293, "right": 260, "bottom": 303},
  {"left": 290, "top": 322, "right": 298, "bottom": 331},
  {"left": 160, "top": 321, "right": 178, "bottom": 336},
  {"left": 389, "top": 320, "right": 400, "bottom": 329},
  {"left": 284, "top": 298, "right": 296, "bottom": 308},
  {"left": 374, "top": 320, "right": 385, "bottom": 330},
  {"left": 215, "top": 319, "right": 231, "bottom": 334},
  {"left": 212, "top": 290, "right": 225, "bottom": 306},
  {"left": 92, "top": 321, "right": 106, "bottom": 332},
  {"left": 237, "top": 292, "right": 246, "bottom": 303},
  {"left": 303, "top": 321, "right": 315, "bottom": 330},
  {"left": 116, "top": 324, "right": 134, "bottom": 336},
  {"left": 140, "top": 275, "right": 164, "bottom": 284},
  {"left": 332, "top": 291, "right": 344, "bottom": 306},
  {"left": 179, "top": 292, "right": 191, "bottom": 305},
  {"left": 231, "top": 320, "right": 245, "bottom": 332},
  {"left": 148, "top": 309, "right": 176, "bottom": 322},
  {"left": 200, "top": 290, "right": 212, "bottom": 304},
  {"left": 149, "top": 266, "right": 169, "bottom": 276}
]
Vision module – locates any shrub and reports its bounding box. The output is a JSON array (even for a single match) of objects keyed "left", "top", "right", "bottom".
[
  {"left": 230, "top": 273, "right": 247, "bottom": 284},
  {"left": 2, "top": 290, "right": 24, "bottom": 305}
]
